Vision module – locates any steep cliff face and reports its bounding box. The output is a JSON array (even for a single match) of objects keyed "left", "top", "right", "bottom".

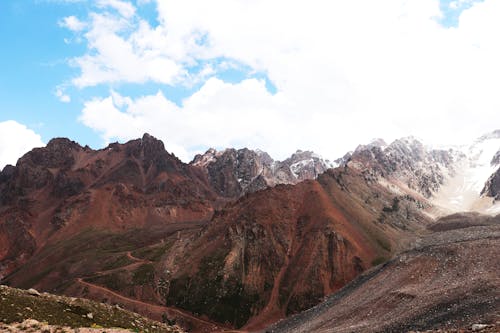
[{"left": 191, "top": 148, "right": 333, "bottom": 198}]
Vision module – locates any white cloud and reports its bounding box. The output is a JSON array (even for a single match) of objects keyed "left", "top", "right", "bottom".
[
  {"left": 68, "top": 10, "right": 184, "bottom": 88},
  {"left": 55, "top": 87, "right": 71, "bottom": 103},
  {"left": 449, "top": 0, "right": 477, "bottom": 10},
  {"left": 0, "top": 121, "right": 45, "bottom": 170},
  {"left": 64, "top": 0, "right": 500, "bottom": 161},
  {"left": 58, "top": 15, "right": 86, "bottom": 31},
  {"left": 96, "top": 0, "right": 136, "bottom": 19},
  {"left": 79, "top": 79, "right": 290, "bottom": 161}
]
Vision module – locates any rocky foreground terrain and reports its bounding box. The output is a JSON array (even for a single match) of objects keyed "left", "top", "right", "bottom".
[
  {"left": 263, "top": 214, "right": 500, "bottom": 333},
  {"left": 0, "top": 284, "right": 182, "bottom": 332}
]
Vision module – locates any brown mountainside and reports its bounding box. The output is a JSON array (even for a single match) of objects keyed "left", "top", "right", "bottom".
[
  {"left": 160, "top": 166, "right": 430, "bottom": 329},
  {"left": 0, "top": 134, "right": 217, "bottom": 279},
  {"left": 1, "top": 134, "right": 431, "bottom": 332}
]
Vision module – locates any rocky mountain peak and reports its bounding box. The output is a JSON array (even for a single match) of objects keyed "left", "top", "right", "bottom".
[
  {"left": 124, "top": 133, "right": 167, "bottom": 157},
  {"left": 191, "top": 148, "right": 219, "bottom": 167},
  {"left": 45, "top": 137, "right": 82, "bottom": 151},
  {"left": 0, "top": 164, "right": 15, "bottom": 180},
  {"left": 141, "top": 132, "right": 165, "bottom": 150},
  {"left": 347, "top": 136, "right": 459, "bottom": 198},
  {"left": 17, "top": 138, "right": 82, "bottom": 170},
  {"left": 191, "top": 147, "right": 332, "bottom": 198},
  {"left": 281, "top": 150, "right": 333, "bottom": 180},
  {"left": 118, "top": 134, "right": 185, "bottom": 175},
  {"left": 385, "top": 137, "right": 426, "bottom": 161}
]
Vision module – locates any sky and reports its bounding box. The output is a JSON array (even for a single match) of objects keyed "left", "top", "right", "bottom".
[{"left": 0, "top": 0, "right": 499, "bottom": 169}]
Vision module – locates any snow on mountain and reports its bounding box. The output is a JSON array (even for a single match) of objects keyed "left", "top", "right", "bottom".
[
  {"left": 431, "top": 131, "right": 500, "bottom": 215},
  {"left": 344, "top": 131, "right": 500, "bottom": 216}
]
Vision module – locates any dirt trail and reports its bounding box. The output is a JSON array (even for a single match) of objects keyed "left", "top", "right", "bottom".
[
  {"left": 126, "top": 250, "right": 152, "bottom": 263},
  {"left": 75, "top": 278, "right": 222, "bottom": 332},
  {"left": 81, "top": 251, "right": 153, "bottom": 280}
]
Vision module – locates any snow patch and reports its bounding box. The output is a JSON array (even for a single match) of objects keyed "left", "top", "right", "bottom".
[{"left": 431, "top": 135, "right": 500, "bottom": 214}]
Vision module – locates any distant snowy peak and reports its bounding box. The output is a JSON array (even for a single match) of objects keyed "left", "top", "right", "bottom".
[
  {"left": 282, "top": 150, "right": 335, "bottom": 179},
  {"left": 191, "top": 148, "right": 219, "bottom": 167},
  {"left": 345, "top": 136, "right": 460, "bottom": 198},
  {"left": 191, "top": 148, "right": 333, "bottom": 197},
  {"left": 346, "top": 130, "right": 500, "bottom": 216}
]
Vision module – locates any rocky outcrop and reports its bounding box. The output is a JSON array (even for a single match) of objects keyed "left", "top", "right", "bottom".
[
  {"left": 191, "top": 148, "right": 333, "bottom": 198},
  {"left": 481, "top": 168, "right": 500, "bottom": 201}
]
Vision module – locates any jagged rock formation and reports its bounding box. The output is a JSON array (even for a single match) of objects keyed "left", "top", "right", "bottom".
[
  {"left": 191, "top": 148, "right": 333, "bottom": 197},
  {"left": 342, "top": 137, "right": 460, "bottom": 198}
]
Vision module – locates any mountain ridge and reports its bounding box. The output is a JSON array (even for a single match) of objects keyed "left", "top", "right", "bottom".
[
  {"left": 190, "top": 147, "right": 333, "bottom": 198},
  {"left": 1, "top": 131, "right": 499, "bottom": 332}
]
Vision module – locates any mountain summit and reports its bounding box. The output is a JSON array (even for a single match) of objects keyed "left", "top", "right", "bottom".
[{"left": 191, "top": 147, "right": 333, "bottom": 197}]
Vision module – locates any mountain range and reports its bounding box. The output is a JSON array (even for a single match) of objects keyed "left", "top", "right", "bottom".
[{"left": 0, "top": 131, "right": 498, "bottom": 332}]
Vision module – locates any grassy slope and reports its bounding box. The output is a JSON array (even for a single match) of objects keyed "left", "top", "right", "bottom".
[{"left": 0, "top": 285, "right": 182, "bottom": 333}]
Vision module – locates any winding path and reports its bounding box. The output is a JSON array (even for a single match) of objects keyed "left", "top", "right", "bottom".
[{"left": 76, "top": 278, "right": 223, "bottom": 331}]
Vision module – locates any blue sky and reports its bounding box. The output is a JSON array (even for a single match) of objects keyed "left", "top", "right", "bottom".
[
  {"left": 1, "top": 0, "right": 498, "bottom": 168},
  {"left": 0, "top": 1, "right": 271, "bottom": 149}
]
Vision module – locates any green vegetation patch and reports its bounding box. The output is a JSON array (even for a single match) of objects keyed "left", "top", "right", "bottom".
[
  {"left": 371, "top": 256, "right": 388, "bottom": 266},
  {"left": 166, "top": 250, "right": 259, "bottom": 328},
  {"left": 103, "top": 255, "right": 135, "bottom": 271},
  {"left": 132, "top": 264, "right": 155, "bottom": 286},
  {"left": 375, "top": 236, "right": 392, "bottom": 252},
  {"left": 132, "top": 241, "right": 173, "bottom": 262},
  {"left": 86, "top": 271, "right": 130, "bottom": 292}
]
